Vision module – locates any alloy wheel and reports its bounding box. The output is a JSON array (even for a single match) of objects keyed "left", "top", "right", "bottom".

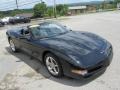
[
  {"left": 45, "top": 56, "right": 59, "bottom": 76},
  {"left": 9, "top": 40, "right": 16, "bottom": 52}
]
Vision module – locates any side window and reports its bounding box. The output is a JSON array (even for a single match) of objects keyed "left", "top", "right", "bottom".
[{"left": 20, "top": 16, "right": 25, "bottom": 19}]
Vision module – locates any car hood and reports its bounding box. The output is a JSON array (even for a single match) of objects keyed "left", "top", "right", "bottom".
[{"left": 40, "top": 31, "right": 109, "bottom": 68}]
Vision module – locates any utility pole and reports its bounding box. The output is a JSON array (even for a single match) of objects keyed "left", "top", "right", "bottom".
[
  {"left": 104, "top": 0, "right": 106, "bottom": 9},
  {"left": 15, "top": 0, "right": 18, "bottom": 9},
  {"left": 53, "top": 0, "right": 57, "bottom": 18},
  {"left": 40, "top": 0, "right": 42, "bottom": 3}
]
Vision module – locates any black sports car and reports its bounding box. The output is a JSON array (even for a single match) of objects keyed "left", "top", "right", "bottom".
[
  {"left": 9, "top": 16, "right": 31, "bottom": 24},
  {"left": 6, "top": 21, "right": 113, "bottom": 79}
]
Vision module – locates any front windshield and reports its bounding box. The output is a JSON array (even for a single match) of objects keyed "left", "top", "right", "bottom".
[{"left": 31, "top": 22, "right": 70, "bottom": 38}]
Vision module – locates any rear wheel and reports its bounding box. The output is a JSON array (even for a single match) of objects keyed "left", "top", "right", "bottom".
[
  {"left": 9, "top": 39, "right": 18, "bottom": 52},
  {"left": 44, "top": 53, "right": 63, "bottom": 77}
]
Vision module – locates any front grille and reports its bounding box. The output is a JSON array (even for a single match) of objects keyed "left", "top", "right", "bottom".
[
  {"left": 88, "top": 60, "right": 107, "bottom": 73},
  {"left": 87, "top": 48, "right": 112, "bottom": 74},
  {"left": 88, "top": 65, "right": 103, "bottom": 73}
]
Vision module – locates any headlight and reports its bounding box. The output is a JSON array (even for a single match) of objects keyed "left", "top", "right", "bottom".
[
  {"left": 106, "top": 46, "right": 112, "bottom": 56},
  {"left": 104, "top": 41, "right": 112, "bottom": 56},
  {"left": 71, "top": 69, "right": 88, "bottom": 76}
]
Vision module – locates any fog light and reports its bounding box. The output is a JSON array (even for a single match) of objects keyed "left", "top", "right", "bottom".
[{"left": 71, "top": 69, "right": 88, "bottom": 76}]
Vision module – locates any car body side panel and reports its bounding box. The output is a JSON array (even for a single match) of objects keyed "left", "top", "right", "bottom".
[{"left": 20, "top": 39, "right": 47, "bottom": 60}]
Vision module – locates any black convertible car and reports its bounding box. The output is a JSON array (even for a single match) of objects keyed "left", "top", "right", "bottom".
[
  {"left": 6, "top": 21, "right": 113, "bottom": 79},
  {"left": 9, "top": 16, "right": 31, "bottom": 24}
]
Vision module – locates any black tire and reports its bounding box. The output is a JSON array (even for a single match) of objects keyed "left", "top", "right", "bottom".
[
  {"left": 23, "top": 21, "right": 28, "bottom": 23},
  {"left": 11, "top": 21, "right": 16, "bottom": 25},
  {"left": 9, "top": 39, "right": 18, "bottom": 52},
  {"left": 44, "top": 53, "right": 63, "bottom": 77}
]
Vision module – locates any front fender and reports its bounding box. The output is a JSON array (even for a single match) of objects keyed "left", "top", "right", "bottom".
[{"left": 49, "top": 49, "right": 81, "bottom": 68}]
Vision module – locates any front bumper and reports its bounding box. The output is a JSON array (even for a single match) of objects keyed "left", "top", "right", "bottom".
[{"left": 61, "top": 49, "right": 113, "bottom": 79}]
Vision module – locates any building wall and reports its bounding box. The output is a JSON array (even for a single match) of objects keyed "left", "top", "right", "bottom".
[
  {"left": 68, "top": 5, "right": 97, "bottom": 15},
  {"left": 87, "top": 5, "right": 96, "bottom": 13},
  {"left": 69, "top": 9, "right": 86, "bottom": 15},
  {"left": 68, "top": 6, "right": 87, "bottom": 15}
]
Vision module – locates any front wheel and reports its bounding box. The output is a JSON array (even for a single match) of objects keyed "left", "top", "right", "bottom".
[{"left": 44, "top": 53, "right": 63, "bottom": 77}]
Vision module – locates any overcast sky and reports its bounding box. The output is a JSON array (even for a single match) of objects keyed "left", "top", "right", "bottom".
[{"left": 0, "top": 0, "right": 103, "bottom": 11}]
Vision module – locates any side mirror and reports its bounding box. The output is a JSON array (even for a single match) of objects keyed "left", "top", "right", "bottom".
[
  {"left": 20, "top": 29, "right": 30, "bottom": 40},
  {"left": 20, "top": 29, "right": 29, "bottom": 35}
]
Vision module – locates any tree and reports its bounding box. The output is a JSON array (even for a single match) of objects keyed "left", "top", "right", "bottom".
[
  {"left": 46, "top": 7, "right": 53, "bottom": 17},
  {"left": 114, "top": 0, "right": 120, "bottom": 3},
  {"left": 56, "top": 4, "right": 68, "bottom": 16},
  {"left": 113, "top": 0, "right": 120, "bottom": 8},
  {"left": 33, "top": 2, "right": 47, "bottom": 17}
]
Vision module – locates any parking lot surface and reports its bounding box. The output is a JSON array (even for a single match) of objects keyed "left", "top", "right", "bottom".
[{"left": 0, "top": 11, "right": 120, "bottom": 90}]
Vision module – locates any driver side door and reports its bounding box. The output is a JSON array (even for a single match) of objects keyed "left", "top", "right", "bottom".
[
  {"left": 19, "top": 28, "right": 33, "bottom": 55},
  {"left": 19, "top": 27, "right": 44, "bottom": 60}
]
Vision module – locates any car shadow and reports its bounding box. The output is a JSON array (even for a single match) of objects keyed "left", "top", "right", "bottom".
[{"left": 5, "top": 47, "right": 106, "bottom": 87}]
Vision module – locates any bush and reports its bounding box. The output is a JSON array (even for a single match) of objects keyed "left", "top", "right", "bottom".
[
  {"left": 47, "top": 7, "right": 53, "bottom": 17},
  {"left": 33, "top": 2, "right": 47, "bottom": 18},
  {"left": 56, "top": 4, "right": 68, "bottom": 16}
]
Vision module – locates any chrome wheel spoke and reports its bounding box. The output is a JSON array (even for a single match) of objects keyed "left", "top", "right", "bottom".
[
  {"left": 54, "top": 65, "right": 58, "bottom": 67},
  {"left": 53, "top": 67, "right": 58, "bottom": 73}
]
